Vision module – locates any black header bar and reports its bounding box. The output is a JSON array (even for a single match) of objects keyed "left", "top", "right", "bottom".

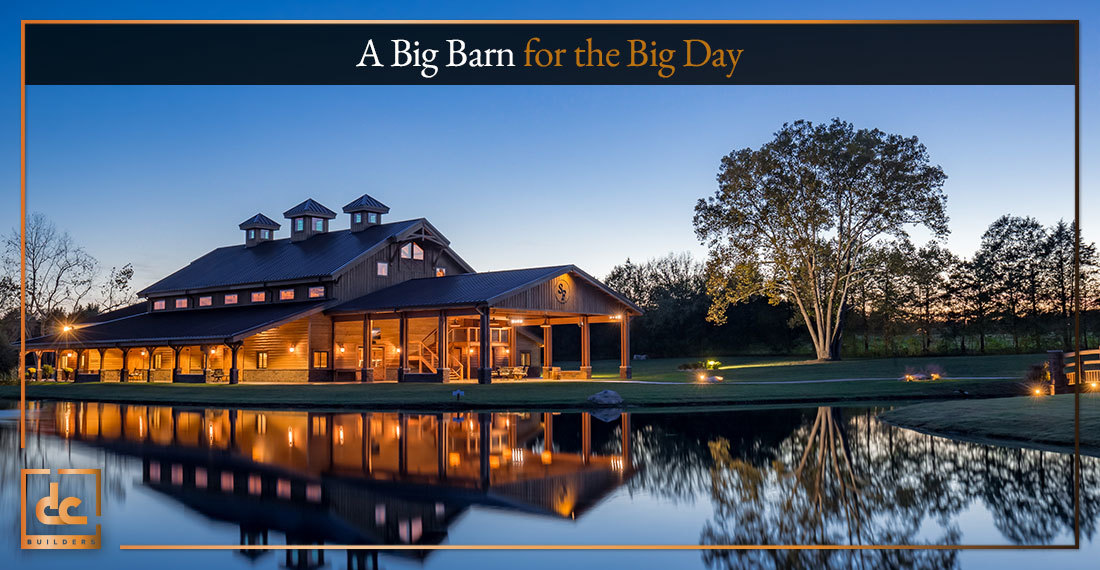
[{"left": 25, "top": 21, "right": 1077, "bottom": 85}]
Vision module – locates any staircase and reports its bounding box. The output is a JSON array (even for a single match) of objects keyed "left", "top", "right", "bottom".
[{"left": 409, "top": 329, "right": 465, "bottom": 380}]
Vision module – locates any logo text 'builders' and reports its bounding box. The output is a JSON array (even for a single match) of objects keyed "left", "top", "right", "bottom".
[{"left": 21, "top": 468, "right": 101, "bottom": 550}]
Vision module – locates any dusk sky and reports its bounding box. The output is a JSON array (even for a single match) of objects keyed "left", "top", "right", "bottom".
[{"left": 3, "top": 0, "right": 1095, "bottom": 292}]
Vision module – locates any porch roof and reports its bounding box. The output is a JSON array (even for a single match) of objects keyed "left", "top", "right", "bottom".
[
  {"left": 326, "top": 265, "right": 642, "bottom": 315},
  {"left": 23, "top": 302, "right": 326, "bottom": 350}
]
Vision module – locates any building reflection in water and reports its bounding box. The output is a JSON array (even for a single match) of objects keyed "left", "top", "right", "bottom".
[{"left": 30, "top": 401, "right": 634, "bottom": 563}]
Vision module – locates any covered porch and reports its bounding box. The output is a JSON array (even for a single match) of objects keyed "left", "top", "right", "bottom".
[{"left": 326, "top": 265, "right": 643, "bottom": 384}]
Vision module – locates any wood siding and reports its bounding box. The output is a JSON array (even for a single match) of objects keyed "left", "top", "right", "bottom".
[
  {"left": 495, "top": 273, "right": 627, "bottom": 315},
  {"left": 331, "top": 240, "right": 469, "bottom": 302}
]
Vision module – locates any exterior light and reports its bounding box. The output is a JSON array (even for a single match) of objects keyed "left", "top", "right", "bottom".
[
  {"left": 541, "top": 450, "right": 553, "bottom": 464},
  {"left": 288, "top": 346, "right": 295, "bottom": 353},
  {"left": 698, "top": 373, "right": 705, "bottom": 381},
  {"left": 61, "top": 325, "right": 73, "bottom": 332},
  {"left": 209, "top": 348, "right": 216, "bottom": 354},
  {"left": 469, "top": 348, "right": 475, "bottom": 354},
  {"left": 505, "top": 348, "right": 510, "bottom": 354},
  {"left": 287, "top": 428, "right": 294, "bottom": 447},
  {"left": 510, "top": 318, "right": 523, "bottom": 325},
  {"left": 141, "top": 350, "right": 146, "bottom": 356},
  {"left": 395, "top": 347, "right": 401, "bottom": 354},
  {"left": 1091, "top": 382, "right": 1098, "bottom": 390},
  {"left": 339, "top": 345, "right": 345, "bottom": 353}
]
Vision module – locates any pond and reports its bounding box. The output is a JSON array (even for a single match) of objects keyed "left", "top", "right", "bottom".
[{"left": 2, "top": 400, "right": 1098, "bottom": 569}]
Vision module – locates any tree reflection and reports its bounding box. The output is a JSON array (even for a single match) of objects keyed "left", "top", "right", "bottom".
[{"left": 673, "top": 405, "right": 1100, "bottom": 569}]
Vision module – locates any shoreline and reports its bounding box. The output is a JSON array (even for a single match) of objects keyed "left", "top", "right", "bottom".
[{"left": 0, "top": 379, "right": 1024, "bottom": 413}]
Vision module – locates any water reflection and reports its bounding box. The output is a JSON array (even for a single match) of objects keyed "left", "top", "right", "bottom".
[
  {"left": 21, "top": 401, "right": 632, "bottom": 558},
  {"left": 6, "top": 402, "right": 1100, "bottom": 570}
]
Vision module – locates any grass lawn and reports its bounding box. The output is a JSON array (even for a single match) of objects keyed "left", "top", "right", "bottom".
[
  {"left": 0, "top": 354, "right": 1045, "bottom": 410},
  {"left": 1, "top": 376, "right": 1031, "bottom": 411},
  {"left": 569, "top": 352, "right": 1045, "bottom": 383},
  {"left": 879, "top": 393, "right": 1100, "bottom": 455}
]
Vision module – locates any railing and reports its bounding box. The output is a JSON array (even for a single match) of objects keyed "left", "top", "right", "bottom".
[{"left": 1062, "top": 349, "right": 1100, "bottom": 385}]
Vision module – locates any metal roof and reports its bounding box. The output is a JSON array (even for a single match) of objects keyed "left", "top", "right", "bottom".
[
  {"left": 328, "top": 265, "right": 642, "bottom": 314},
  {"left": 283, "top": 198, "right": 337, "bottom": 219},
  {"left": 24, "top": 302, "right": 326, "bottom": 349},
  {"left": 139, "top": 220, "right": 421, "bottom": 295},
  {"left": 342, "top": 194, "right": 391, "bottom": 214},
  {"left": 238, "top": 213, "right": 281, "bottom": 230}
]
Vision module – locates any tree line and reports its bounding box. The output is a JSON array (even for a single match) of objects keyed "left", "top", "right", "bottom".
[{"left": 604, "top": 214, "right": 1095, "bottom": 360}]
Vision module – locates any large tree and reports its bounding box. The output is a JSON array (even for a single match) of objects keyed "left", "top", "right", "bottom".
[
  {"left": 694, "top": 119, "right": 948, "bottom": 360},
  {"left": 2, "top": 213, "right": 98, "bottom": 336}
]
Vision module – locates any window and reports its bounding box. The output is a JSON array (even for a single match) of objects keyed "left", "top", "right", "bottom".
[
  {"left": 400, "top": 243, "right": 423, "bottom": 260},
  {"left": 261, "top": 229, "right": 270, "bottom": 239},
  {"left": 308, "top": 286, "right": 324, "bottom": 298},
  {"left": 368, "top": 212, "right": 378, "bottom": 224},
  {"left": 153, "top": 300, "right": 166, "bottom": 310},
  {"left": 354, "top": 212, "right": 362, "bottom": 224},
  {"left": 175, "top": 298, "right": 188, "bottom": 309},
  {"left": 224, "top": 294, "right": 238, "bottom": 305},
  {"left": 377, "top": 262, "right": 388, "bottom": 276},
  {"left": 248, "top": 229, "right": 255, "bottom": 239},
  {"left": 520, "top": 351, "right": 531, "bottom": 366},
  {"left": 313, "top": 351, "right": 329, "bottom": 368},
  {"left": 153, "top": 353, "right": 163, "bottom": 369},
  {"left": 198, "top": 296, "right": 212, "bottom": 307},
  {"left": 314, "top": 219, "right": 325, "bottom": 231},
  {"left": 435, "top": 267, "right": 446, "bottom": 277},
  {"left": 279, "top": 289, "right": 295, "bottom": 300},
  {"left": 251, "top": 291, "right": 266, "bottom": 303},
  {"left": 257, "top": 351, "right": 268, "bottom": 369},
  {"left": 295, "top": 218, "right": 304, "bottom": 232}
]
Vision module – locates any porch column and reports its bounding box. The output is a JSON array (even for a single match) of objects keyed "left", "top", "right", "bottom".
[
  {"left": 144, "top": 347, "right": 156, "bottom": 382},
  {"left": 397, "top": 313, "right": 409, "bottom": 381},
  {"left": 75, "top": 349, "right": 85, "bottom": 377},
  {"left": 200, "top": 345, "right": 210, "bottom": 372},
  {"left": 228, "top": 342, "right": 242, "bottom": 384},
  {"left": 361, "top": 314, "right": 373, "bottom": 382},
  {"left": 580, "top": 316, "right": 592, "bottom": 379},
  {"left": 542, "top": 323, "right": 553, "bottom": 370},
  {"left": 507, "top": 322, "right": 517, "bottom": 367},
  {"left": 437, "top": 311, "right": 447, "bottom": 381},
  {"left": 477, "top": 309, "right": 491, "bottom": 384},
  {"left": 97, "top": 348, "right": 107, "bottom": 381},
  {"left": 119, "top": 347, "right": 129, "bottom": 382},
  {"left": 33, "top": 351, "right": 41, "bottom": 381},
  {"left": 171, "top": 346, "right": 183, "bottom": 383},
  {"left": 619, "top": 316, "right": 632, "bottom": 379}
]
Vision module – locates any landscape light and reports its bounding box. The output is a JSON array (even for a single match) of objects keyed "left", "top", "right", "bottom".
[{"left": 1034, "top": 388, "right": 1043, "bottom": 396}]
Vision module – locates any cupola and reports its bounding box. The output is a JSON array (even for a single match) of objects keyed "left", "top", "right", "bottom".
[
  {"left": 239, "top": 213, "right": 281, "bottom": 247},
  {"left": 342, "top": 194, "right": 390, "bottom": 232},
  {"left": 283, "top": 198, "right": 337, "bottom": 242}
]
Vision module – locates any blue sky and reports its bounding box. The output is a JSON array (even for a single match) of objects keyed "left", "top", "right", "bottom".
[{"left": 3, "top": 1, "right": 1096, "bottom": 290}]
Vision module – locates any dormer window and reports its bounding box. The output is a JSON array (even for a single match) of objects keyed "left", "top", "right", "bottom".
[
  {"left": 252, "top": 291, "right": 266, "bottom": 303},
  {"left": 175, "top": 298, "right": 188, "bottom": 309},
  {"left": 400, "top": 243, "right": 424, "bottom": 260},
  {"left": 308, "top": 286, "right": 324, "bottom": 298},
  {"left": 153, "top": 300, "right": 166, "bottom": 310},
  {"left": 280, "top": 289, "right": 295, "bottom": 300},
  {"left": 295, "top": 218, "right": 305, "bottom": 232},
  {"left": 224, "top": 294, "right": 238, "bottom": 305},
  {"left": 199, "top": 296, "right": 212, "bottom": 307}
]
